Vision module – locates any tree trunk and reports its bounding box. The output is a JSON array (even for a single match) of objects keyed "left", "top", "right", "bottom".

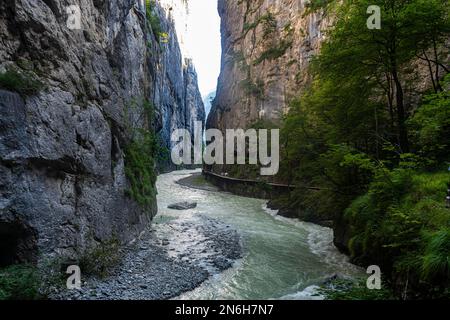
[
  {"left": 422, "top": 50, "right": 438, "bottom": 93},
  {"left": 433, "top": 39, "right": 443, "bottom": 92},
  {"left": 392, "top": 67, "right": 409, "bottom": 153}
]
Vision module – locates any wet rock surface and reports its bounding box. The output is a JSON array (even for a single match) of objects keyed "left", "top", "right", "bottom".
[
  {"left": 168, "top": 202, "right": 198, "bottom": 210},
  {"left": 51, "top": 215, "right": 242, "bottom": 300}
]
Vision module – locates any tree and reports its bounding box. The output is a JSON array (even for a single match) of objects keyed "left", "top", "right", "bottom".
[{"left": 315, "top": 0, "right": 450, "bottom": 153}]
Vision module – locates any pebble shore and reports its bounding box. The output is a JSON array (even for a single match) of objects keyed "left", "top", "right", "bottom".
[{"left": 51, "top": 215, "right": 242, "bottom": 300}]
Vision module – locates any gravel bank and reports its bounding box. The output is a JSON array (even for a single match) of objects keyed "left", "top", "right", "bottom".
[{"left": 50, "top": 215, "right": 242, "bottom": 300}]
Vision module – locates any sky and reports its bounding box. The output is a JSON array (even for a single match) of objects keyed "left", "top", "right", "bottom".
[{"left": 184, "top": 0, "right": 221, "bottom": 98}]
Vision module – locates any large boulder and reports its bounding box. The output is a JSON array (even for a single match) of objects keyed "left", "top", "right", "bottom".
[{"left": 168, "top": 202, "right": 197, "bottom": 210}]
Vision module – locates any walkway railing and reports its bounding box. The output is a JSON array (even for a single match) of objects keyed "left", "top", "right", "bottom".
[{"left": 201, "top": 170, "right": 331, "bottom": 191}]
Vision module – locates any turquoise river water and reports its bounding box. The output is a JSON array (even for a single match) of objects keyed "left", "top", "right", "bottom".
[{"left": 154, "top": 170, "right": 362, "bottom": 300}]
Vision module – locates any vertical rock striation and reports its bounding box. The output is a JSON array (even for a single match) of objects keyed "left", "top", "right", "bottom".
[
  {"left": 0, "top": 0, "right": 204, "bottom": 266},
  {"left": 148, "top": 0, "right": 205, "bottom": 170},
  {"left": 208, "top": 0, "right": 329, "bottom": 133}
]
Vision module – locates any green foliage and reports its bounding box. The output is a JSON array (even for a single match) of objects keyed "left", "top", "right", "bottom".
[
  {"left": 261, "top": 12, "right": 277, "bottom": 39},
  {"left": 344, "top": 169, "right": 450, "bottom": 296},
  {"left": 242, "top": 12, "right": 277, "bottom": 39},
  {"left": 421, "top": 229, "right": 450, "bottom": 281},
  {"left": 304, "top": 0, "right": 335, "bottom": 14},
  {"left": 408, "top": 74, "right": 450, "bottom": 164},
  {"left": 38, "top": 258, "right": 69, "bottom": 296},
  {"left": 79, "top": 239, "right": 121, "bottom": 278},
  {"left": 124, "top": 128, "right": 158, "bottom": 210},
  {"left": 0, "top": 69, "right": 44, "bottom": 96},
  {"left": 312, "top": 0, "right": 450, "bottom": 152},
  {"left": 243, "top": 20, "right": 259, "bottom": 35},
  {"left": 319, "top": 278, "right": 395, "bottom": 300},
  {"left": 279, "top": 0, "right": 450, "bottom": 298},
  {"left": 123, "top": 98, "right": 161, "bottom": 212},
  {"left": 146, "top": 0, "right": 165, "bottom": 43},
  {"left": 224, "top": 119, "right": 278, "bottom": 180},
  {"left": 0, "top": 264, "right": 40, "bottom": 300},
  {"left": 227, "top": 163, "right": 260, "bottom": 180},
  {"left": 240, "top": 78, "right": 264, "bottom": 99},
  {"left": 253, "top": 39, "right": 292, "bottom": 65},
  {"left": 249, "top": 118, "right": 278, "bottom": 130}
]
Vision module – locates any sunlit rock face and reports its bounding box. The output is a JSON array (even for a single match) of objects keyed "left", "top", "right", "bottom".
[
  {"left": 159, "top": 0, "right": 190, "bottom": 57},
  {"left": 208, "top": 0, "right": 330, "bottom": 132},
  {"left": 0, "top": 0, "right": 203, "bottom": 264},
  {"left": 149, "top": 1, "right": 205, "bottom": 170}
]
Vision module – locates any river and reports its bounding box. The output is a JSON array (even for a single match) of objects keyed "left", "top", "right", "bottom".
[{"left": 154, "top": 169, "right": 362, "bottom": 300}]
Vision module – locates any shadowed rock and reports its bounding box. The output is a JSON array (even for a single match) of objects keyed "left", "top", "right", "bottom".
[
  {"left": 168, "top": 202, "right": 197, "bottom": 210},
  {"left": 0, "top": 0, "right": 204, "bottom": 266}
]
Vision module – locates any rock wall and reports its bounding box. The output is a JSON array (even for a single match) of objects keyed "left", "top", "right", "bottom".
[
  {"left": 0, "top": 0, "right": 204, "bottom": 266},
  {"left": 150, "top": 1, "right": 205, "bottom": 170},
  {"left": 207, "top": 0, "right": 329, "bottom": 133},
  {"left": 208, "top": 0, "right": 443, "bottom": 256}
]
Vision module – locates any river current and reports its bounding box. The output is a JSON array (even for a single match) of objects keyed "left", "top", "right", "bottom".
[{"left": 155, "top": 170, "right": 362, "bottom": 300}]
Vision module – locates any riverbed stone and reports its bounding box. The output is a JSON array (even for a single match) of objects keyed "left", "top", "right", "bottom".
[
  {"left": 168, "top": 201, "right": 198, "bottom": 210},
  {"left": 50, "top": 213, "right": 242, "bottom": 300}
]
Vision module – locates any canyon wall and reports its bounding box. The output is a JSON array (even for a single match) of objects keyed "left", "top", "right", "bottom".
[
  {"left": 208, "top": 0, "right": 329, "bottom": 134},
  {"left": 0, "top": 0, "right": 204, "bottom": 266},
  {"left": 208, "top": 0, "right": 444, "bottom": 257},
  {"left": 152, "top": 0, "right": 205, "bottom": 169}
]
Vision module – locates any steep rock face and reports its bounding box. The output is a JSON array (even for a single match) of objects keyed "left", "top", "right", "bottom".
[
  {"left": 208, "top": 0, "right": 329, "bottom": 133},
  {"left": 0, "top": 0, "right": 204, "bottom": 266},
  {"left": 209, "top": 0, "right": 443, "bottom": 256},
  {"left": 149, "top": 1, "right": 205, "bottom": 170}
]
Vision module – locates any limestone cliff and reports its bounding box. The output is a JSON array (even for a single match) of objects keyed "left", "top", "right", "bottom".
[
  {"left": 0, "top": 0, "right": 204, "bottom": 266},
  {"left": 151, "top": 0, "right": 206, "bottom": 170},
  {"left": 208, "top": 0, "right": 445, "bottom": 257},
  {"left": 208, "top": 0, "right": 329, "bottom": 133}
]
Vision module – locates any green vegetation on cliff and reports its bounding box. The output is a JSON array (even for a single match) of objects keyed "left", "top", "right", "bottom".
[
  {"left": 125, "top": 128, "right": 158, "bottom": 207},
  {"left": 146, "top": 0, "right": 168, "bottom": 43},
  {"left": 0, "top": 69, "right": 44, "bottom": 96},
  {"left": 79, "top": 239, "right": 121, "bottom": 278},
  {"left": 0, "top": 265, "right": 40, "bottom": 300},
  {"left": 124, "top": 99, "right": 160, "bottom": 212},
  {"left": 280, "top": 0, "right": 450, "bottom": 298}
]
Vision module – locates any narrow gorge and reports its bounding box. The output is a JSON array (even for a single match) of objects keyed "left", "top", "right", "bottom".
[{"left": 0, "top": 0, "right": 449, "bottom": 301}]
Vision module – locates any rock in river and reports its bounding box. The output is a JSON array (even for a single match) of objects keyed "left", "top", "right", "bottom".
[{"left": 168, "top": 202, "right": 198, "bottom": 210}]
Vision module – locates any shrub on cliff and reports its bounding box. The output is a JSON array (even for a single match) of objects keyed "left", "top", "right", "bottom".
[
  {"left": 146, "top": 0, "right": 165, "bottom": 43},
  {"left": 124, "top": 128, "right": 158, "bottom": 211},
  {"left": 0, "top": 69, "right": 44, "bottom": 96},
  {"left": 79, "top": 239, "right": 122, "bottom": 278},
  {"left": 0, "top": 264, "right": 40, "bottom": 300},
  {"left": 123, "top": 99, "right": 160, "bottom": 212}
]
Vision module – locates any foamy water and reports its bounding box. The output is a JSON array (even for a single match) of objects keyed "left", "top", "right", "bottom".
[{"left": 155, "top": 170, "right": 362, "bottom": 300}]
